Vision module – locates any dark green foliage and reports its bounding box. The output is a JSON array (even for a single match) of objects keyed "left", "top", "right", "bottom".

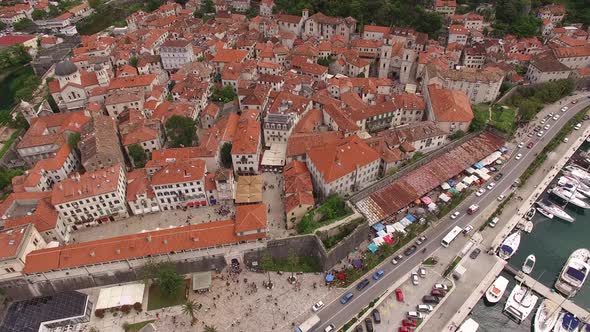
[
  {"left": 0, "top": 45, "right": 32, "bottom": 70},
  {"left": 14, "top": 19, "right": 33, "bottom": 31},
  {"left": 297, "top": 195, "right": 352, "bottom": 234},
  {"left": 165, "top": 115, "right": 198, "bottom": 148},
  {"left": 0, "top": 168, "right": 24, "bottom": 191},
  {"left": 220, "top": 142, "right": 232, "bottom": 168},
  {"left": 507, "top": 79, "right": 574, "bottom": 123},
  {"left": 128, "top": 144, "right": 148, "bottom": 168},
  {"left": 211, "top": 85, "right": 236, "bottom": 103},
  {"left": 317, "top": 56, "right": 335, "bottom": 67}
]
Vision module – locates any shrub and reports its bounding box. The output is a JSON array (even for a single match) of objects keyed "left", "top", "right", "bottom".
[
  {"left": 120, "top": 304, "right": 131, "bottom": 314},
  {"left": 95, "top": 309, "right": 105, "bottom": 318},
  {"left": 133, "top": 302, "right": 142, "bottom": 312}
]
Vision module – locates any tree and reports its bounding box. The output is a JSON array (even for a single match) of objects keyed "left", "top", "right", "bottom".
[
  {"left": 317, "top": 56, "right": 334, "bottom": 67},
  {"left": 204, "top": 325, "right": 218, "bottom": 332},
  {"left": 128, "top": 144, "right": 148, "bottom": 168},
  {"left": 165, "top": 115, "right": 198, "bottom": 148},
  {"left": 155, "top": 264, "right": 184, "bottom": 298},
  {"left": 67, "top": 132, "right": 81, "bottom": 149},
  {"left": 211, "top": 85, "right": 236, "bottom": 103},
  {"left": 0, "top": 21, "right": 6, "bottom": 31},
  {"left": 129, "top": 56, "right": 138, "bottom": 68},
  {"left": 220, "top": 142, "right": 232, "bottom": 168},
  {"left": 88, "top": 0, "right": 103, "bottom": 9},
  {"left": 201, "top": 0, "right": 214, "bottom": 13},
  {"left": 287, "top": 248, "right": 299, "bottom": 281},
  {"left": 182, "top": 300, "right": 198, "bottom": 326},
  {"left": 32, "top": 9, "right": 47, "bottom": 20},
  {"left": 14, "top": 19, "right": 33, "bottom": 31},
  {"left": 449, "top": 129, "right": 465, "bottom": 140},
  {"left": 10, "top": 113, "right": 29, "bottom": 130},
  {"left": 0, "top": 168, "right": 24, "bottom": 190}
]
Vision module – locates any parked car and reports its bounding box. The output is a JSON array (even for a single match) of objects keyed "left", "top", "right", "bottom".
[
  {"left": 463, "top": 225, "right": 473, "bottom": 234},
  {"left": 553, "top": 114, "right": 560, "bottom": 120},
  {"left": 433, "top": 284, "right": 449, "bottom": 291},
  {"left": 564, "top": 137, "right": 569, "bottom": 143},
  {"left": 537, "top": 130, "right": 544, "bottom": 137},
  {"left": 404, "top": 245, "right": 417, "bottom": 256},
  {"left": 528, "top": 132, "right": 534, "bottom": 137},
  {"left": 398, "top": 327, "right": 414, "bottom": 332},
  {"left": 575, "top": 123, "right": 582, "bottom": 130},
  {"left": 476, "top": 188, "right": 486, "bottom": 196},
  {"left": 515, "top": 153, "right": 523, "bottom": 160},
  {"left": 325, "top": 324, "right": 335, "bottom": 332},
  {"left": 549, "top": 112, "right": 554, "bottom": 117},
  {"left": 570, "top": 100, "right": 576, "bottom": 105},
  {"left": 418, "top": 267, "right": 426, "bottom": 278},
  {"left": 544, "top": 124, "right": 550, "bottom": 130},
  {"left": 470, "top": 248, "right": 482, "bottom": 259},
  {"left": 372, "top": 309, "right": 381, "bottom": 323},
  {"left": 533, "top": 126, "right": 540, "bottom": 132},
  {"left": 395, "top": 288, "right": 404, "bottom": 302},
  {"left": 415, "top": 236, "right": 427, "bottom": 245},
  {"left": 450, "top": 211, "right": 460, "bottom": 219},
  {"left": 402, "top": 319, "right": 418, "bottom": 327},
  {"left": 407, "top": 311, "right": 424, "bottom": 320},
  {"left": 493, "top": 173, "right": 503, "bottom": 181},
  {"left": 411, "top": 273, "right": 419, "bottom": 285},
  {"left": 540, "top": 118, "right": 547, "bottom": 124},
  {"left": 354, "top": 326, "right": 363, "bottom": 332},
  {"left": 312, "top": 301, "right": 324, "bottom": 312},
  {"left": 356, "top": 278, "right": 370, "bottom": 291},
  {"left": 364, "top": 318, "right": 374, "bottom": 332},
  {"left": 373, "top": 270, "right": 385, "bottom": 280},
  {"left": 340, "top": 292, "right": 354, "bottom": 304},
  {"left": 431, "top": 289, "right": 446, "bottom": 297},
  {"left": 527, "top": 142, "right": 534, "bottom": 149},
  {"left": 391, "top": 254, "right": 403, "bottom": 265},
  {"left": 486, "top": 182, "right": 496, "bottom": 190},
  {"left": 417, "top": 304, "right": 434, "bottom": 313},
  {"left": 489, "top": 217, "right": 499, "bottom": 228},
  {"left": 563, "top": 106, "right": 570, "bottom": 111},
  {"left": 422, "top": 295, "right": 441, "bottom": 304},
  {"left": 497, "top": 194, "right": 505, "bottom": 201},
  {"left": 517, "top": 142, "right": 524, "bottom": 148}
]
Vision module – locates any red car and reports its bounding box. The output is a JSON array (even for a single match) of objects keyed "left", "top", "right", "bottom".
[
  {"left": 402, "top": 319, "right": 417, "bottom": 327},
  {"left": 431, "top": 289, "right": 446, "bottom": 297},
  {"left": 527, "top": 142, "right": 534, "bottom": 149},
  {"left": 395, "top": 288, "right": 404, "bottom": 302},
  {"left": 398, "top": 327, "right": 415, "bottom": 332}
]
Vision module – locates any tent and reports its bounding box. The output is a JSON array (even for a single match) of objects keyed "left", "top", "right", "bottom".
[
  {"left": 325, "top": 274, "right": 334, "bottom": 282},
  {"left": 96, "top": 284, "right": 145, "bottom": 310},
  {"left": 405, "top": 214, "right": 417, "bottom": 222},
  {"left": 421, "top": 196, "right": 433, "bottom": 205},
  {"left": 465, "top": 167, "right": 476, "bottom": 174},
  {"left": 383, "top": 235, "right": 394, "bottom": 244},
  {"left": 473, "top": 162, "right": 484, "bottom": 169},
  {"left": 428, "top": 202, "right": 437, "bottom": 211},
  {"left": 462, "top": 176, "right": 474, "bottom": 185},
  {"left": 475, "top": 170, "right": 491, "bottom": 181},
  {"left": 447, "top": 179, "right": 457, "bottom": 187},
  {"left": 373, "top": 237, "right": 385, "bottom": 246},
  {"left": 439, "top": 193, "right": 451, "bottom": 202},
  {"left": 441, "top": 182, "right": 451, "bottom": 190},
  {"left": 456, "top": 183, "right": 467, "bottom": 191},
  {"left": 337, "top": 273, "right": 346, "bottom": 280},
  {"left": 392, "top": 223, "right": 407, "bottom": 234},
  {"left": 399, "top": 218, "right": 412, "bottom": 227},
  {"left": 448, "top": 187, "right": 460, "bottom": 194},
  {"left": 367, "top": 243, "right": 378, "bottom": 253},
  {"left": 376, "top": 230, "right": 387, "bottom": 237},
  {"left": 386, "top": 225, "right": 396, "bottom": 234},
  {"left": 372, "top": 223, "right": 385, "bottom": 232}
]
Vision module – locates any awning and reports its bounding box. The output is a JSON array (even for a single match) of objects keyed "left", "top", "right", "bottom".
[
  {"left": 465, "top": 167, "right": 476, "bottom": 174},
  {"left": 352, "top": 259, "right": 363, "bottom": 268},
  {"left": 373, "top": 237, "right": 385, "bottom": 246},
  {"left": 473, "top": 162, "right": 484, "bottom": 169},
  {"left": 372, "top": 223, "right": 385, "bottom": 232},
  {"left": 187, "top": 202, "right": 194, "bottom": 207},
  {"left": 405, "top": 214, "right": 417, "bottom": 222},
  {"left": 439, "top": 193, "right": 451, "bottom": 202},
  {"left": 367, "top": 243, "right": 378, "bottom": 253},
  {"left": 421, "top": 196, "right": 433, "bottom": 205},
  {"left": 392, "top": 223, "right": 407, "bottom": 234},
  {"left": 447, "top": 179, "right": 457, "bottom": 187},
  {"left": 428, "top": 202, "right": 437, "bottom": 211},
  {"left": 441, "top": 182, "right": 451, "bottom": 190},
  {"left": 325, "top": 274, "right": 334, "bottom": 282},
  {"left": 383, "top": 235, "right": 394, "bottom": 244},
  {"left": 386, "top": 225, "right": 396, "bottom": 234},
  {"left": 449, "top": 187, "right": 460, "bottom": 194},
  {"left": 96, "top": 283, "right": 145, "bottom": 310},
  {"left": 376, "top": 230, "right": 387, "bottom": 237},
  {"left": 192, "top": 271, "right": 212, "bottom": 291}
]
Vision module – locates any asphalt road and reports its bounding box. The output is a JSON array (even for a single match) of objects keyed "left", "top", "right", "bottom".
[{"left": 313, "top": 94, "right": 590, "bottom": 332}]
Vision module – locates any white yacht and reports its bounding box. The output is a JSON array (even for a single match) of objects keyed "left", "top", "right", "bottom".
[
  {"left": 498, "top": 231, "right": 521, "bottom": 260},
  {"left": 536, "top": 206, "right": 555, "bottom": 219},
  {"left": 553, "top": 312, "right": 581, "bottom": 332},
  {"left": 550, "top": 188, "right": 590, "bottom": 209},
  {"left": 564, "top": 167, "right": 590, "bottom": 185},
  {"left": 504, "top": 284, "right": 539, "bottom": 323},
  {"left": 485, "top": 275, "right": 509, "bottom": 304},
  {"left": 523, "top": 255, "right": 536, "bottom": 274},
  {"left": 536, "top": 200, "right": 574, "bottom": 223},
  {"left": 534, "top": 299, "right": 560, "bottom": 332},
  {"left": 559, "top": 176, "right": 590, "bottom": 197},
  {"left": 457, "top": 318, "right": 479, "bottom": 332},
  {"left": 560, "top": 184, "right": 586, "bottom": 200},
  {"left": 555, "top": 248, "right": 590, "bottom": 297}
]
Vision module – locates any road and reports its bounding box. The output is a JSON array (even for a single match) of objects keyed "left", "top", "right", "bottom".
[{"left": 312, "top": 94, "right": 590, "bottom": 331}]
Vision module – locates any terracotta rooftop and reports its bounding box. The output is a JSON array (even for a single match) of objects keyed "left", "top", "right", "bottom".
[
  {"left": 427, "top": 84, "right": 474, "bottom": 123},
  {"left": 51, "top": 164, "right": 123, "bottom": 205},
  {"left": 151, "top": 159, "right": 206, "bottom": 186},
  {"left": 0, "top": 224, "right": 31, "bottom": 261},
  {"left": 234, "top": 203, "right": 266, "bottom": 233}
]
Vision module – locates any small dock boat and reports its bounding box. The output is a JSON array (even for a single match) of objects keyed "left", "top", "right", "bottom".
[{"left": 523, "top": 254, "right": 536, "bottom": 274}]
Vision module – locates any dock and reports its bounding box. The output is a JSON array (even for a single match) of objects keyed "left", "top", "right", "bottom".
[{"left": 503, "top": 265, "right": 590, "bottom": 320}]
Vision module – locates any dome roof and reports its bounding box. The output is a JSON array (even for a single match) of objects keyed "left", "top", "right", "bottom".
[{"left": 55, "top": 60, "right": 78, "bottom": 76}]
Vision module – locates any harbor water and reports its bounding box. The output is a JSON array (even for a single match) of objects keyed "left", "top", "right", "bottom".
[{"left": 468, "top": 145, "right": 590, "bottom": 330}]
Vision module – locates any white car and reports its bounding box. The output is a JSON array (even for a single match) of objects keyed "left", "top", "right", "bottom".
[
  {"left": 486, "top": 182, "right": 496, "bottom": 190},
  {"left": 515, "top": 153, "right": 522, "bottom": 160},
  {"left": 450, "top": 211, "right": 460, "bottom": 219},
  {"left": 476, "top": 188, "right": 486, "bottom": 197},
  {"left": 548, "top": 112, "right": 554, "bottom": 117},
  {"left": 563, "top": 137, "right": 569, "bottom": 143},
  {"left": 324, "top": 324, "right": 335, "bottom": 332},
  {"left": 407, "top": 311, "right": 425, "bottom": 320},
  {"left": 553, "top": 114, "right": 560, "bottom": 120},
  {"left": 517, "top": 142, "right": 524, "bottom": 148},
  {"left": 417, "top": 304, "right": 434, "bottom": 313},
  {"left": 544, "top": 124, "right": 550, "bottom": 130},
  {"left": 463, "top": 225, "right": 473, "bottom": 234},
  {"left": 312, "top": 301, "right": 325, "bottom": 312},
  {"left": 433, "top": 284, "right": 449, "bottom": 291},
  {"left": 497, "top": 194, "right": 505, "bottom": 201},
  {"left": 412, "top": 272, "right": 419, "bottom": 285},
  {"left": 561, "top": 106, "right": 569, "bottom": 112},
  {"left": 418, "top": 267, "right": 426, "bottom": 277},
  {"left": 575, "top": 123, "right": 582, "bottom": 130},
  {"left": 540, "top": 118, "right": 547, "bottom": 124}
]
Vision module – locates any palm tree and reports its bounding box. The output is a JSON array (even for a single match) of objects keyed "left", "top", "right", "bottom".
[
  {"left": 182, "top": 300, "right": 198, "bottom": 326},
  {"left": 203, "top": 325, "right": 218, "bottom": 332}
]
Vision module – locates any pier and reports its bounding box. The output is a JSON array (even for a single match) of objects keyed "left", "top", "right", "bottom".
[{"left": 503, "top": 265, "right": 590, "bottom": 320}]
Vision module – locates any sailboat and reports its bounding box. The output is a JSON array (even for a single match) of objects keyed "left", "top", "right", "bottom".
[
  {"left": 535, "top": 200, "right": 574, "bottom": 223},
  {"left": 553, "top": 312, "right": 580, "bottom": 332},
  {"left": 523, "top": 255, "right": 536, "bottom": 274},
  {"left": 485, "top": 275, "right": 509, "bottom": 304},
  {"left": 534, "top": 299, "right": 560, "bottom": 332},
  {"left": 536, "top": 205, "right": 555, "bottom": 219},
  {"left": 498, "top": 231, "right": 521, "bottom": 260},
  {"left": 550, "top": 188, "right": 590, "bottom": 209}
]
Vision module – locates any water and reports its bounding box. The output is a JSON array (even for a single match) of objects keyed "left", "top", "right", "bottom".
[{"left": 469, "top": 145, "right": 590, "bottom": 330}]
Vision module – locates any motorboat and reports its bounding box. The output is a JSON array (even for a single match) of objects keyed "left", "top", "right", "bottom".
[
  {"left": 553, "top": 312, "right": 580, "bottom": 332},
  {"left": 517, "top": 220, "right": 534, "bottom": 233},
  {"left": 536, "top": 200, "right": 574, "bottom": 223},
  {"left": 485, "top": 275, "right": 509, "bottom": 304},
  {"left": 504, "top": 284, "right": 539, "bottom": 323},
  {"left": 559, "top": 176, "right": 590, "bottom": 197},
  {"left": 498, "top": 231, "right": 521, "bottom": 260},
  {"left": 456, "top": 318, "right": 479, "bottom": 332},
  {"left": 525, "top": 207, "right": 536, "bottom": 221},
  {"left": 534, "top": 299, "right": 560, "bottom": 332},
  {"left": 523, "top": 254, "right": 536, "bottom": 274},
  {"left": 550, "top": 188, "right": 590, "bottom": 209},
  {"left": 536, "top": 206, "right": 555, "bottom": 219},
  {"left": 555, "top": 248, "right": 590, "bottom": 297}
]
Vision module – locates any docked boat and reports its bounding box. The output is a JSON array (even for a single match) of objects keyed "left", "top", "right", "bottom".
[
  {"left": 523, "top": 254, "right": 536, "bottom": 274},
  {"left": 536, "top": 200, "right": 574, "bottom": 223},
  {"left": 498, "top": 231, "right": 521, "bottom": 260},
  {"left": 550, "top": 188, "right": 590, "bottom": 209},
  {"left": 525, "top": 207, "right": 536, "bottom": 221},
  {"left": 559, "top": 184, "right": 587, "bottom": 200},
  {"left": 534, "top": 299, "right": 560, "bottom": 332},
  {"left": 555, "top": 248, "right": 590, "bottom": 297},
  {"left": 537, "top": 206, "right": 555, "bottom": 219},
  {"left": 564, "top": 166, "right": 590, "bottom": 186},
  {"left": 485, "top": 275, "right": 509, "bottom": 304},
  {"left": 457, "top": 318, "right": 479, "bottom": 332},
  {"left": 504, "top": 284, "right": 539, "bottom": 323},
  {"left": 517, "top": 220, "right": 534, "bottom": 233},
  {"left": 559, "top": 176, "right": 590, "bottom": 197},
  {"left": 553, "top": 312, "right": 580, "bottom": 332}
]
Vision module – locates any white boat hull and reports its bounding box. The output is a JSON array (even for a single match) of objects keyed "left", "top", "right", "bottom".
[
  {"left": 523, "top": 255, "right": 536, "bottom": 274},
  {"left": 485, "top": 276, "right": 509, "bottom": 304},
  {"left": 534, "top": 299, "right": 559, "bottom": 332}
]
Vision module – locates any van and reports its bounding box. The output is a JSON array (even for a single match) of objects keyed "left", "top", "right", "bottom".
[{"left": 489, "top": 217, "right": 499, "bottom": 228}]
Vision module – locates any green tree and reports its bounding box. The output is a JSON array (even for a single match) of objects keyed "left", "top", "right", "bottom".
[
  {"left": 67, "top": 132, "right": 81, "bottom": 149},
  {"left": 32, "top": 9, "right": 47, "bottom": 20},
  {"left": 155, "top": 264, "right": 184, "bottom": 298},
  {"left": 10, "top": 113, "right": 29, "bottom": 130},
  {"left": 201, "top": 0, "right": 214, "bottom": 13},
  {"left": 128, "top": 144, "right": 148, "bottom": 168},
  {"left": 220, "top": 142, "right": 232, "bottom": 168},
  {"left": 14, "top": 19, "right": 33, "bottom": 31},
  {"left": 165, "top": 115, "right": 197, "bottom": 148},
  {"left": 449, "top": 129, "right": 465, "bottom": 140},
  {"left": 129, "top": 56, "right": 138, "bottom": 68},
  {"left": 0, "top": 21, "right": 6, "bottom": 31},
  {"left": 182, "top": 300, "right": 198, "bottom": 326},
  {"left": 0, "top": 44, "right": 32, "bottom": 70},
  {"left": 287, "top": 248, "right": 299, "bottom": 280},
  {"left": 211, "top": 85, "right": 236, "bottom": 103},
  {"left": 317, "top": 56, "right": 334, "bottom": 67},
  {"left": 0, "top": 168, "right": 24, "bottom": 190},
  {"left": 203, "top": 325, "right": 218, "bottom": 332},
  {"left": 88, "top": 0, "right": 103, "bottom": 9}
]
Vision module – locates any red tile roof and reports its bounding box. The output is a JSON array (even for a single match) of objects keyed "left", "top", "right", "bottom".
[
  {"left": 235, "top": 203, "right": 267, "bottom": 233},
  {"left": 427, "top": 84, "right": 474, "bottom": 123},
  {"left": 151, "top": 159, "right": 206, "bottom": 185}
]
